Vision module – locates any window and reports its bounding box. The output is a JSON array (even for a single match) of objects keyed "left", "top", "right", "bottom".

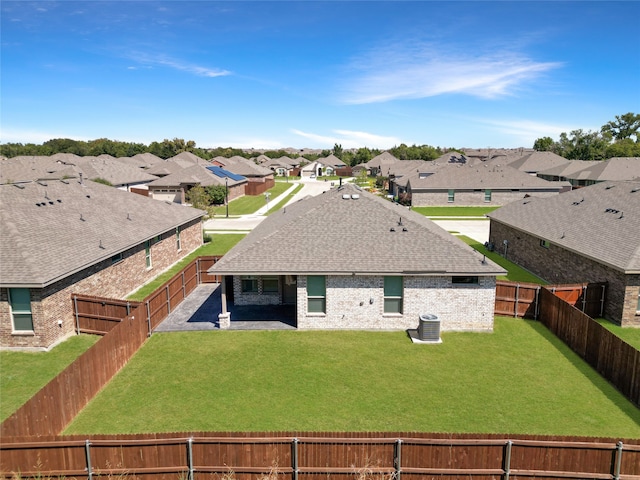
[
  {"left": 241, "top": 276, "right": 259, "bottom": 293},
  {"left": 111, "top": 253, "right": 123, "bottom": 264},
  {"left": 262, "top": 276, "right": 279, "bottom": 294},
  {"left": 307, "top": 275, "right": 326, "bottom": 313},
  {"left": 452, "top": 276, "right": 479, "bottom": 285},
  {"left": 540, "top": 239, "right": 550, "bottom": 249},
  {"left": 484, "top": 189, "right": 492, "bottom": 202},
  {"left": 145, "top": 240, "right": 152, "bottom": 269},
  {"left": 9, "top": 288, "right": 33, "bottom": 331},
  {"left": 384, "top": 276, "right": 403, "bottom": 314},
  {"left": 448, "top": 189, "right": 455, "bottom": 203},
  {"left": 176, "top": 227, "right": 181, "bottom": 251}
]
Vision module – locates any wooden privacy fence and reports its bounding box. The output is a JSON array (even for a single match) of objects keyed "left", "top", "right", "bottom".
[
  {"left": 494, "top": 281, "right": 606, "bottom": 319},
  {"left": 245, "top": 178, "right": 275, "bottom": 196},
  {"left": 538, "top": 287, "right": 640, "bottom": 406},
  {"left": 73, "top": 256, "right": 222, "bottom": 335},
  {"left": 2, "top": 434, "right": 640, "bottom": 480},
  {"left": 0, "top": 304, "right": 149, "bottom": 438}
]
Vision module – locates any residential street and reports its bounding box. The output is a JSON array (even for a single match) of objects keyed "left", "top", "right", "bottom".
[{"left": 203, "top": 179, "right": 490, "bottom": 244}]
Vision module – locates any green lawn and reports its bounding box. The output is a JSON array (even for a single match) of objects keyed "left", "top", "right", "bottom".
[
  {"left": 266, "top": 184, "right": 304, "bottom": 215},
  {"left": 64, "top": 318, "right": 640, "bottom": 436},
  {"left": 458, "top": 235, "right": 547, "bottom": 284},
  {"left": 595, "top": 318, "right": 640, "bottom": 350},
  {"left": 412, "top": 206, "right": 499, "bottom": 217},
  {"left": 0, "top": 334, "right": 100, "bottom": 421},
  {"left": 209, "top": 183, "right": 293, "bottom": 216},
  {"left": 127, "top": 234, "right": 245, "bottom": 301}
]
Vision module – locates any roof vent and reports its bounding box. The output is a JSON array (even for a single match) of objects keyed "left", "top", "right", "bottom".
[
  {"left": 342, "top": 194, "right": 350, "bottom": 200},
  {"left": 351, "top": 194, "right": 360, "bottom": 200}
]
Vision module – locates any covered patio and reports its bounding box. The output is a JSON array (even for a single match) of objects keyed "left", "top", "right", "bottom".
[{"left": 153, "top": 284, "right": 296, "bottom": 332}]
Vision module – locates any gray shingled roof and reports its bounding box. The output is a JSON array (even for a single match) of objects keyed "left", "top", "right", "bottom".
[
  {"left": 408, "top": 164, "right": 569, "bottom": 191},
  {"left": 147, "top": 165, "right": 245, "bottom": 187},
  {"left": 505, "top": 151, "right": 569, "bottom": 173},
  {"left": 487, "top": 180, "right": 640, "bottom": 273},
  {"left": 209, "top": 184, "right": 505, "bottom": 276},
  {"left": 564, "top": 157, "right": 640, "bottom": 182},
  {"left": 219, "top": 157, "right": 274, "bottom": 177},
  {"left": 367, "top": 151, "right": 400, "bottom": 169},
  {"left": 536, "top": 160, "right": 600, "bottom": 178},
  {"left": 72, "top": 157, "right": 158, "bottom": 186},
  {"left": 316, "top": 154, "right": 347, "bottom": 167},
  {"left": 0, "top": 179, "right": 205, "bottom": 287}
]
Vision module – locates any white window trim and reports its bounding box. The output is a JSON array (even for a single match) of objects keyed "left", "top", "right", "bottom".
[{"left": 9, "top": 288, "right": 34, "bottom": 333}]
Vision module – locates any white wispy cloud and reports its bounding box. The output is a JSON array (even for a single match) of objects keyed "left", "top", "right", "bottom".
[
  {"left": 340, "top": 43, "right": 563, "bottom": 104},
  {"left": 127, "top": 52, "right": 231, "bottom": 78},
  {"left": 475, "top": 118, "right": 592, "bottom": 145},
  {"left": 292, "top": 129, "right": 402, "bottom": 149}
]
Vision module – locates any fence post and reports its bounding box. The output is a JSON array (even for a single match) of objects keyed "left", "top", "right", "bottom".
[
  {"left": 292, "top": 438, "right": 299, "bottom": 480},
  {"left": 166, "top": 284, "right": 171, "bottom": 314},
  {"left": 600, "top": 284, "right": 606, "bottom": 317},
  {"left": 614, "top": 441, "right": 623, "bottom": 480},
  {"left": 146, "top": 300, "right": 152, "bottom": 337},
  {"left": 126, "top": 301, "right": 131, "bottom": 317},
  {"left": 514, "top": 284, "right": 520, "bottom": 318},
  {"left": 182, "top": 271, "right": 186, "bottom": 298},
  {"left": 394, "top": 439, "right": 402, "bottom": 480},
  {"left": 85, "top": 440, "right": 93, "bottom": 480},
  {"left": 581, "top": 284, "right": 587, "bottom": 312},
  {"left": 73, "top": 295, "right": 80, "bottom": 334},
  {"left": 534, "top": 286, "right": 540, "bottom": 320},
  {"left": 187, "top": 437, "right": 194, "bottom": 480},
  {"left": 197, "top": 258, "right": 201, "bottom": 285},
  {"left": 503, "top": 440, "right": 512, "bottom": 480}
]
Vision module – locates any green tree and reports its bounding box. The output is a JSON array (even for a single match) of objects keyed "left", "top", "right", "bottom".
[
  {"left": 332, "top": 143, "right": 343, "bottom": 160},
  {"left": 601, "top": 112, "right": 640, "bottom": 141},
  {"left": 206, "top": 185, "right": 227, "bottom": 205},
  {"left": 185, "top": 184, "right": 210, "bottom": 210},
  {"left": 533, "top": 136, "right": 555, "bottom": 151}
]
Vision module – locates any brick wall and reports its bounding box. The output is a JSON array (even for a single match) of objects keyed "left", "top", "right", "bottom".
[
  {"left": 296, "top": 275, "right": 496, "bottom": 331},
  {"left": 489, "top": 221, "right": 640, "bottom": 326},
  {"left": 411, "top": 189, "right": 561, "bottom": 207},
  {"left": 233, "top": 276, "right": 281, "bottom": 306},
  {"left": 0, "top": 219, "right": 202, "bottom": 350}
]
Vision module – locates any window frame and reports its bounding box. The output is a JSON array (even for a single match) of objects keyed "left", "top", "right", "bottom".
[
  {"left": 484, "top": 189, "right": 492, "bottom": 202},
  {"left": 384, "top": 276, "right": 403, "bottom": 314},
  {"left": 447, "top": 189, "right": 455, "bottom": 203},
  {"left": 8, "top": 288, "right": 34, "bottom": 332},
  {"left": 307, "top": 275, "right": 326, "bottom": 313},
  {"left": 241, "top": 275, "right": 259, "bottom": 293},
  {"left": 145, "top": 240, "right": 152, "bottom": 269},
  {"left": 540, "top": 239, "right": 550, "bottom": 249},
  {"left": 262, "top": 276, "right": 279, "bottom": 294}
]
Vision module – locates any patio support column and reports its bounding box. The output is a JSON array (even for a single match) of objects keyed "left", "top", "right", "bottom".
[
  {"left": 221, "top": 275, "right": 228, "bottom": 314},
  {"left": 218, "top": 275, "right": 231, "bottom": 329}
]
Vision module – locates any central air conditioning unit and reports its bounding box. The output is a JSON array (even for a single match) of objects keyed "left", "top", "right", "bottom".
[{"left": 418, "top": 313, "right": 441, "bottom": 342}]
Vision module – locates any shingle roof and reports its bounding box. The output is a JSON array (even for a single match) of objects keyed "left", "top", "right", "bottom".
[
  {"left": 316, "top": 154, "right": 347, "bottom": 167},
  {"left": 506, "top": 151, "right": 570, "bottom": 173},
  {"left": 72, "top": 157, "right": 158, "bottom": 186},
  {"left": 564, "top": 157, "right": 640, "bottom": 182},
  {"left": 147, "top": 165, "right": 245, "bottom": 187},
  {"left": 536, "top": 160, "right": 600, "bottom": 178},
  {"left": 408, "top": 164, "right": 569, "bottom": 191},
  {"left": 367, "top": 151, "right": 400, "bottom": 169},
  {"left": 209, "top": 184, "right": 505, "bottom": 276},
  {"left": 219, "top": 157, "right": 274, "bottom": 177},
  {"left": 0, "top": 179, "right": 205, "bottom": 287},
  {"left": 487, "top": 180, "right": 640, "bottom": 273}
]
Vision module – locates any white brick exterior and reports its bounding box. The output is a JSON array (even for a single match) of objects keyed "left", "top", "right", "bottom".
[{"left": 233, "top": 274, "right": 496, "bottom": 331}]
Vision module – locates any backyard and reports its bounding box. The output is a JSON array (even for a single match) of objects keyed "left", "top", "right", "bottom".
[{"left": 63, "top": 317, "right": 640, "bottom": 437}]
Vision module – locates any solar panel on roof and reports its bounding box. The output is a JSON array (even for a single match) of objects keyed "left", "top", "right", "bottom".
[{"left": 206, "top": 166, "right": 246, "bottom": 182}]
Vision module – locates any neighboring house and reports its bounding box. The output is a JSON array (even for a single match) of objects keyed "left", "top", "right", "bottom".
[
  {"left": 261, "top": 156, "right": 298, "bottom": 177},
  {"left": 387, "top": 160, "right": 442, "bottom": 199},
  {"left": 300, "top": 161, "right": 320, "bottom": 178},
  {"left": 462, "top": 148, "right": 530, "bottom": 164},
  {"left": 209, "top": 184, "right": 505, "bottom": 332},
  {"left": 71, "top": 155, "right": 159, "bottom": 191},
  {"left": 0, "top": 156, "right": 79, "bottom": 184},
  {"left": 366, "top": 151, "right": 400, "bottom": 176},
  {"left": 559, "top": 157, "right": 640, "bottom": 187},
  {"left": 487, "top": 180, "right": 640, "bottom": 326},
  {"left": 406, "top": 164, "right": 571, "bottom": 206},
  {"left": 536, "top": 160, "right": 600, "bottom": 187},
  {"left": 147, "top": 165, "right": 246, "bottom": 204},
  {"left": 0, "top": 179, "right": 205, "bottom": 350},
  {"left": 315, "top": 154, "right": 347, "bottom": 176},
  {"left": 497, "top": 151, "right": 570, "bottom": 175}
]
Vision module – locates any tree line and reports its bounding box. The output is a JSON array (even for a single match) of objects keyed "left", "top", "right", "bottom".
[
  {"left": 0, "top": 136, "right": 446, "bottom": 166},
  {"left": 533, "top": 112, "right": 640, "bottom": 160}
]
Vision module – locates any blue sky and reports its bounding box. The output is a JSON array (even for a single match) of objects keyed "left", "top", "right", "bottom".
[{"left": 1, "top": 1, "right": 639, "bottom": 150}]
